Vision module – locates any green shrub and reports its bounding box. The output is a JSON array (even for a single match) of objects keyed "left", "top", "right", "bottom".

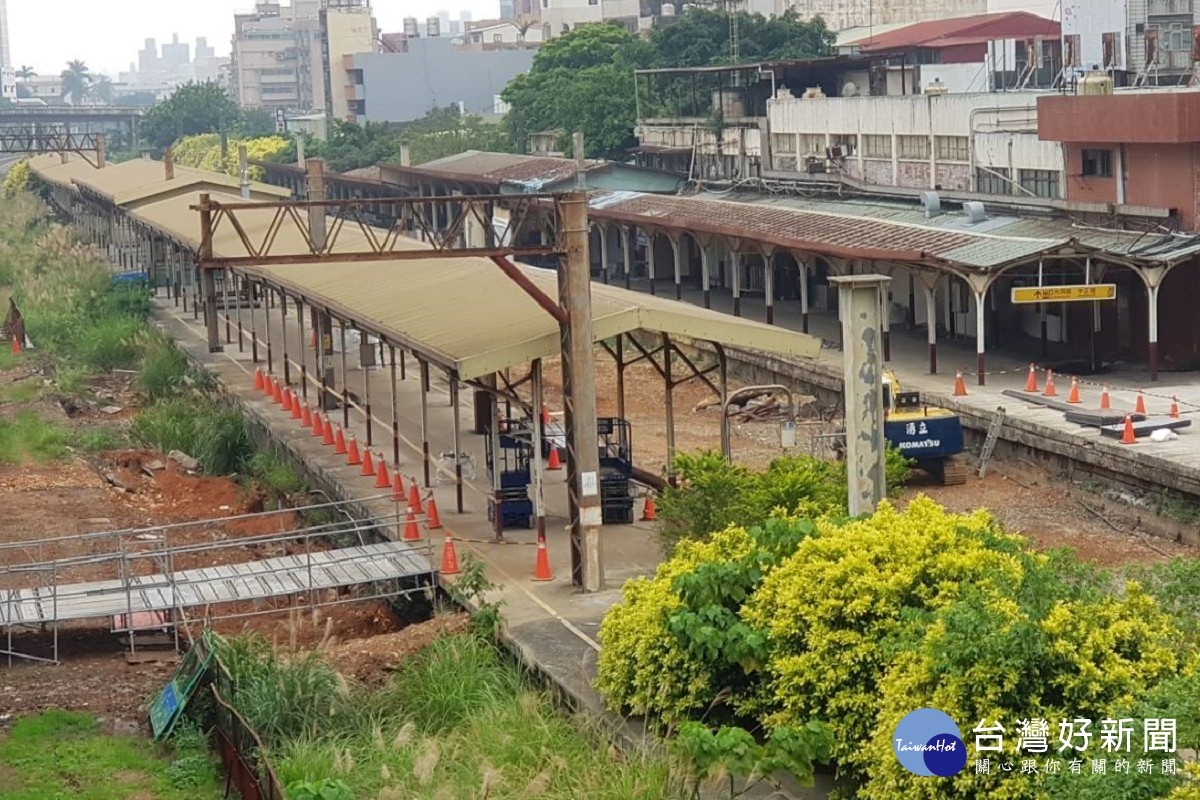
[
  {"left": 285, "top": 778, "right": 353, "bottom": 800},
  {"left": 77, "top": 316, "right": 145, "bottom": 372},
  {"left": 193, "top": 406, "right": 252, "bottom": 475},
  {"left": 132, "top": 396, "right": 200, "bottom": 456},
  {"left": 132, "top": 395, "right": 252, "bottom": 475},
  {"left": 656, "top": 449, "right": 910, "bottom": 546}
]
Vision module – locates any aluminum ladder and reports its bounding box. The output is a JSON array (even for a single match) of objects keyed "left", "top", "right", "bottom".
[{"left": 977, "top": 407, "right": 1007, "bottom": 478}]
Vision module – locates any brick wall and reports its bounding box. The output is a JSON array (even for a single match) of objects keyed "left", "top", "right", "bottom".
[
  {"left": 935, "top": 163, "right": 971, "bottom": 192},
  {"left": 897, "top": 161, "right": 931, "bottom": 189},
  {"left": 1062, "top": 143, "right": 1117, "bottom": 205}
]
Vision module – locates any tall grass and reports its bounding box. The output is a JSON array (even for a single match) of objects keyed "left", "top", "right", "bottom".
[
  {"left": 217, "top": 631, "right": 683, "bottom": 800},
  {"left": 131, "top": 396, "right": 253, "bottom": 474},
  {"left": 0, "top": 411, "right": 69, "bottom": 464},
  {"left": 247, "top": 450, "right": 306, "bottom": 496},
  {"left": 137, "top": 330, "right": 192, "bottom": 400}
]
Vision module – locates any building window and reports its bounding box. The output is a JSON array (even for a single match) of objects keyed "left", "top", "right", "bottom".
[
  {"left": 771, "top": 133, "right": 796, "bottom": 154},
  {"left": 897, "top": 135, "right": 930, "bottom": 160},
  {"left": 797, "top": 134, "right": 825, "bottom": 155},
  {"left": 976, "top": 166, "right": 1011, "bottom": 195},
  {"left": 1082, "top": 148, "right": 1113, "bottom": 178},
  {"left": 493, "top": 34, "right": 503, "bottom": 42},
  {"left": 830, "top": 134, "right": 856, "bottom": 157},
  {"left": 1018, "top": 169, "right": 1060, "bottom": 199},
  {"left": 935, "top": 135, "right": 968, "bottom": 162},
  {"left": 862, "top": 134, "right": 892, "bottom": 159}
]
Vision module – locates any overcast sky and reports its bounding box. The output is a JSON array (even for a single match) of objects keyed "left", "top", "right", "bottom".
[
  {"left": 8, "top": 0, "right": 502, "bottom": 76},
  {"left": 8, "top": 0, "right": 1054, "bottom": 77}
]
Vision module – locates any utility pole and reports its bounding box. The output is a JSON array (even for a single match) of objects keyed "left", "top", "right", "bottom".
[
  {"left": 559, "top": 146, "right": 603, "bottom": 590},
  {"left": 830, "top": 274, "right": 890, "bottom": 516}
]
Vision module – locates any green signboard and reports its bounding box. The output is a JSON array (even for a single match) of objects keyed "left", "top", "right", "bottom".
[{"left": 149, "top": 640, "right": 215, "bottom": 739}]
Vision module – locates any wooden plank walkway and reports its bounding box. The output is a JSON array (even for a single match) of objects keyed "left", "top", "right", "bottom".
[{"left": 0, "top": 542, "right": 431, "bottom": 627}]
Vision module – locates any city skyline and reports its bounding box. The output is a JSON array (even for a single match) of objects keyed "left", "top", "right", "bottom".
[{"left": 6, "top": 0, "right": 501, "bottom": 77}]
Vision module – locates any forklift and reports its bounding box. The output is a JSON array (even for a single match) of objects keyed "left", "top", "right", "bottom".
[
  {"left": 597, "top": 417, "right": 634, "bottom": 525},
  {"left": 484, "top": 419, "right": 534, "bottom": 530}
]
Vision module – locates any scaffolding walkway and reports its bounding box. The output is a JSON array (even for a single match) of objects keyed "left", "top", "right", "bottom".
[
  {"left": 0, "top": 541, "right": 429, "bottom": 628},
  {"left": 0, "top": 493, "right": 435, "bottom": 665}
]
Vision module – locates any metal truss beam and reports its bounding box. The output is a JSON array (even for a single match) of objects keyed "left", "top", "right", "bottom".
[
  {"left": 0, "top": 127, "right": 106, "bottom": 167},
  {"left": 193, "top": 193, "right": 564, "bottom": 269}
]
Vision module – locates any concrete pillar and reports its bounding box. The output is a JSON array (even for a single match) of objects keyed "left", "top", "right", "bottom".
[
  {"left": 762, "top": 249, "right": 775, "bottom": 325},
  {"left": 621, "top": 225, "right": 633, "bottom": 290},
  {"left": 598, "top": 224, "right": 610, "bottom": 284},
  {"left": 670, "top": 234, "right": 683, "bottom": 301},
  {"left": 1148, "top": 282, "right": 1161, "bottom": 382},
  {"left": 730, "top": 247, "right": 742, "bottom": 317},
  {"left": 700, "top": 242, "right": 712, "bottom": 308},
  {"left": 795, "top": 254, "right": 809, "bottom": 334},
  {"left": 646, "top": 230, "right": 657, "bottom": 295},
  {"left": 919, "top": 273, "right": 939, "bottom": 374},
  {"left": 830, "top": 274, "right": 890, "bottom": 517},
  {"left": 974, "top": 290, "right": 987, "bottom": 386}
]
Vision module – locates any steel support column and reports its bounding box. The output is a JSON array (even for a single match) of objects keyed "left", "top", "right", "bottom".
[
  {"left": 451, "top": 379, "right": 463, "bottom": 513},
  {"left": 297, "top": 298, "right": 307, "bottom": 401},
  {"left": 390, "top": 344, "right": 400, "bottom": 470},
  {"left": 339, "top": 321, "right": 348, "bottom": 428},
  {"left": 419, "top": 359, "right": 431, "bottom": 488},
  {"left": 663, "top": 333, "right": 676, "bottom": 486},
  {"left": 531, "top": 359, "right": 547, "bottom": 542}
]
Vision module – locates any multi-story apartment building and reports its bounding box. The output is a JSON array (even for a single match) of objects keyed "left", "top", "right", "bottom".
[
  {"left": 231, "top": 0, "right": 376, "bottom": 115},
  {"left": 0, "top": 0, "right": 10, "bottom": 70},
  {"left": 1061, "top": 0, "right": 1200, "bottom": 87}
]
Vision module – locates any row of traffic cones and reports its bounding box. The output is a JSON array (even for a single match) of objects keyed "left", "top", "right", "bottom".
[
  {"left": 1024, "top": 363, "right": 1181, "bottom": 418},
  {"left": 249, "top": 367, "right": 563, "bottom": 582}
]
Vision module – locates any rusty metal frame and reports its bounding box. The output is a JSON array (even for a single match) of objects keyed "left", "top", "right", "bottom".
[
  {"left": 0, "top": 127, "right": 106, "bottom": 167},
  {"left": 192, "top": 193, "right": 564, "bottom": 268}
]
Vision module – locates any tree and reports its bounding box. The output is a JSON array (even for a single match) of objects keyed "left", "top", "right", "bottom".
[
  {"left": 92, "top": 76, "right": 114, "bottom": 106},
  {"left": 15, "top": 66, "right": 35, "bottom": 80},
  {"left": 501, "top": 24, "right": 648, "bottom": 159},
  {"left": 501, "top": 14, "right": 833, "bottom": 158},
  {"left": 60, "top": 60, "right": 91, "bottom": 106},
  {"left": 138, "top": 81, "right": 240, "bottom": 150}
]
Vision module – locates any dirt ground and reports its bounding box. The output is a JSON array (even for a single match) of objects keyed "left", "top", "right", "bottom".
[{"left": 535, "top": 353, "right": 1199, "bottom": 567}]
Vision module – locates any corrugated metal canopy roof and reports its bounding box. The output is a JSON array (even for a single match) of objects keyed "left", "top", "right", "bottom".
[
  {"left": 118, "top": 189, "right": 821, "bottom": 381},
  {"left": 590, "top": 190, "right": 1200, "bottom": 268},
  {"left": 385, "top": 150, "right": 608, "bottom": 188},
  {"left": 28, "top": 154, "right": 292, "bottom": 206}
]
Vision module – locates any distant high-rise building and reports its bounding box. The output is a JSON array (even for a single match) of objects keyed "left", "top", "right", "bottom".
[
  {"left": 232, "top": 0, "right": 376, "bottom": 116},
  {"left": 0, "top": 0, "right": 10, "bottom": 70},
  {"left": 138, "top": 38, "right": 159, "bottom": 75},
  {"left": 195, "top": 37, "right": 215, "bottom": 63},
  {"left": 460, "top": 9, "right": 473, "bottom": 22},
  {"left": 161, "top": 33, "right": 191, "bottom": 76}
]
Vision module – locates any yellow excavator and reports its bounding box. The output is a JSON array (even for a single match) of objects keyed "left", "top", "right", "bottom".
[{"left": 882, "top": 370, "right": 969, "bottom": 485}]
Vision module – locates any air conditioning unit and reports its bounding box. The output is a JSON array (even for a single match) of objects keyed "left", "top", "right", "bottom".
[{"left": 826, "top": 144, "right": 844, "bottom": 160}]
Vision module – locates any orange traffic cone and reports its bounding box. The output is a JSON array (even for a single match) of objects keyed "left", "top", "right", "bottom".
[
  {"left": 1067, "top": 376, "right": 1081, "bottom": 404},
  {"left": 262, "top": 374, "right": 274, "bottom": 398},
  {"left": 1100, "top": 385, "right": 1111, "bottom": 410},
  {"left": 1136, "top": 389, "right": 1147, "bottom": 415},
  {"left": 281, "top": 385, "right": 293, "bottom": 411},
  {"left": 300, "top": 403, "right": 312, "bottom": 428},
  {"left": 361, "top": 448, "right": 376, "bottom": 477},
  {"left": 391, "top": 471, "right": 406, "bottom": 502},
  {"left": 271, "top": 378, "right": 283, "bottom": 404},
  {"left": 439, "top": 530, "right": 460, "bottom": 575},
  {"left": 532, "top": 535, "right": 553, "bottom": 581},
  {"left": 541, "top": 404, "right": 550, "bottom": 426},
  {"left": 290, "top": 392, "right": 303, "bottom": 420},
  {"left": 1043, "top": 370, "right": 1057, "bottom": 398},
  {"left": 311, "top": 410, "right": 323, "bottom": 437},
  {"left": 547, "top": 447, "right": 562, "bottom": 471},
  {"left": 1170, "top": 396, "right": 1180, "bottom": 419},
  {"left": 10, "top": 337, "right": 18, "bottom": 355},
  {"left": 403, "top": 510, "right": 421, "bottom": 541},
  {"left": 375, "top": 456, "right": 391, "bottom": 489},
  {"left": 346, "top": 435, "right": 361, "bottom": 466},
  {"left": 253, "top": 368, "right": 265, "bottom": 391},
  {"left": 426, "top": 493, "right": 442, "bottom": 529},
  {"left": 324, "top": 419, "right": 337, "bottom": 447},
  {"left": 641, "top": 494, "right": 657, "bottom": 521},
  {"left": 1024, "top": 363, "right": 1038, "bottom": 393},
  {"left": 953, "top": 370, "right": 967, "bottom": 397},
  {"left": 1120, "top": 414, "right": 1136, "bottom": 445},
  {"left": 408, "top": 482, "right": 424, "bottom": 514}
]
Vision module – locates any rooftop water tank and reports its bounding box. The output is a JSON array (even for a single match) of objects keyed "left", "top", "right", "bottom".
[{"left": 1079, "top": 71, "right": 1114, "bottom": 95}]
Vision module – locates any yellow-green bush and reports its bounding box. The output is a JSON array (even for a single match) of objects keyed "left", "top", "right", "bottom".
[
  {"left": 170, "top": 134, "right": 289, "bottom": 180},
  {"left": 2, "top": 158, "right": 31, "bottom": 197},
  {"left": 597, "top": 496, "right": 1198, "bottom": 799}
]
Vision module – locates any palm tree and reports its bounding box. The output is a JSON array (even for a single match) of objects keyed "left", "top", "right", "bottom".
[
  {"left": 60, "top": 60, "right": 91, "bottom": 106},
  {"left": 15, "top": 66, "right": 35, "bottom": 80}
]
